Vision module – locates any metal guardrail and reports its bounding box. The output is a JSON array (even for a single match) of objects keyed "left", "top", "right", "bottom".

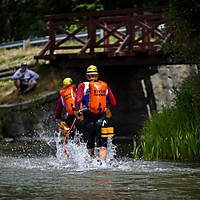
[
  {"left": 0, "top": 34, "right": 67, "bottom": 49},
  {"left": 0, "top": 28, "right": 128, "bottom": 50},
  {"left": 0, "top": 32, "right": 98, "bottom": 50}
]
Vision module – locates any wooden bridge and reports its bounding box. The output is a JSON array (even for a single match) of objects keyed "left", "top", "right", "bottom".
[{"left": 35, "top": 6, "right": 169, "bottom": 67}]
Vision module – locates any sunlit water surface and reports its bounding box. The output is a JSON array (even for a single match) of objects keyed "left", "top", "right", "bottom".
[{"left": 1, "top": 131, "right": 200, "bottom": 200}]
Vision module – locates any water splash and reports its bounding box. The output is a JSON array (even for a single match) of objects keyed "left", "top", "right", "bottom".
[
  {"left": 50, "top": 129, "right": 119, "bottom": 170},
  {"left": 3, "top": 129, "right": 200, "bottom": 175}
]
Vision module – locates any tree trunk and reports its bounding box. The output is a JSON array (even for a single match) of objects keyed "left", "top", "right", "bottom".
[{"left": 1, "top": 0, "right": 11, "bottom": 42}]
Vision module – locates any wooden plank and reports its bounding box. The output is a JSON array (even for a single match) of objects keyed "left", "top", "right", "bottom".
[
  {"left": 115, "top": 35, "right": 130, "bottom": 53},
  {"left": 44, "top": 6, "right": 167, "bottom": 20}
]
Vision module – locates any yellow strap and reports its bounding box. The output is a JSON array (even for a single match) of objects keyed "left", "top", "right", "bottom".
[
  {"left": 101, "top": 127, "right": 114, "bottom": 134},
  {"left": 77, "top": 114, "right": 84, "bottom": 120},
  {"left": 101, "top": 134, "right": 114, "bottom": 137},
  {"left": 105, "top": 107, "right": 112, "bottom": 118}
]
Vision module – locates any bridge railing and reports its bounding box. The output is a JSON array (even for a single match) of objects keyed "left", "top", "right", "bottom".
[{"left": 35, "top": 6, "right": 166, "bottom": 61}]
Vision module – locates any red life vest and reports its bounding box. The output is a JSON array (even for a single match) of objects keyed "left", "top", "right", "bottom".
[
  {"left": 60, "top": 85, "right": 76, "bottom": 115},
  {"left": 89, "top": 80, "right": 107, "bottom": 114}
]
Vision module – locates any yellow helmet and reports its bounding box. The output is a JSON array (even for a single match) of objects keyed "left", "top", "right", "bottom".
[
  {"left": 86, "top": 65, "right": 98, "bottom": 75},
  {"left": 63, "top": 77, "right": 73, "bottom": 85}
]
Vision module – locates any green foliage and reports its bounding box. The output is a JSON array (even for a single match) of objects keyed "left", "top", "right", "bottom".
[
  {"left": 162, "top": 0, "right": 200, "bottom": 66},
  {"left": 134, "top": 73, "right": 200, "bottom": 161},
  {"left": 72, "top": 0, "right": 103, "bottom": 12},
  {"left": 173, "top": 74, "right": 200, "bottom": 113},
  {"left": 133, "top": 140, "right": 140, "bottom": 160},
  {"left": 0, "top": 0, "right": 169, "bottom": 42}
]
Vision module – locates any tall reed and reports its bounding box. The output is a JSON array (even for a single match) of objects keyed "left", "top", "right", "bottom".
[{"left": 133, "top": 73, "right": 200, "bottom": 161}]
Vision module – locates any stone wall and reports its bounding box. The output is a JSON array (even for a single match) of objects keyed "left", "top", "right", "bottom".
[
  {"left": 150, "top": 65, "right": 197, "bottom": 111},
  {"left": 0, "top": 91, "right": 60, "bottom": 138}
]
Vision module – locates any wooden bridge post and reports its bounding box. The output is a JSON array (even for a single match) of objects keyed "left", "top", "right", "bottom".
[
  {"left": 127, "top": 12, "right": 133, "bottom": 55},
  {"left": 103, "top": 22, "right": 109, "bottom": 52},
  {"left": 143, "top": 18, "right": 151, "bottom": 50},
  {"left": 48, "top": 21, "right": 56, "bottom": 57},
  {"left": 88, "top": 15, "right": 96, "bottom": 54}
]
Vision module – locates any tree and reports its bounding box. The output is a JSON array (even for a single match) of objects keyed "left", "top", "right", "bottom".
[
  {"left": 1, "top": 0, "right": 11, "bottom": 42},
  {"left": 0, "top": 0, "right": 169, "bottom": 42},
  {"left": 162, "top": 0, "right": 200, "bottom": 67}
]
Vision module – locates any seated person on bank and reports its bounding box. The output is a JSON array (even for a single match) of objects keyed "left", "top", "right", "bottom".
[{"left": 11, "top": 62, "right": 39, "bottom": 94}]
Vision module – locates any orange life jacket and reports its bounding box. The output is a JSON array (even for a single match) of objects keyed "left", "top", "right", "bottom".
[
  {"left": 60, "top": 85, "right": 76, "bottom": 115},
  {"left": 88, "top": 80, "right": 107, "bottom": 114}
]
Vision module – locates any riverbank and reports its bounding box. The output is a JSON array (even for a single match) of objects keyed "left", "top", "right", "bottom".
[
  {"left": 0, "top": 46, "right": 84, "bottom": 139},
  {"left": 0, "top": 46, "right": 54, "bottom": 104},
  {"left": 0, "top": 60, "right": 85, "bottom": 139},
  {"left": 0, "top": 61, "right": 84, "bottom": 105}
]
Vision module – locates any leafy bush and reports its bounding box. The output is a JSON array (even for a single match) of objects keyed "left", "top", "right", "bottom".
[{"left": 162, "top": 1, "right": 200, "bottom": 66}]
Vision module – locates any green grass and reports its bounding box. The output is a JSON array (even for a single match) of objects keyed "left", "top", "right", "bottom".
[
  {"left": 0, "top": 46, "right": 43, "bottom": 70},
  {"left": 0, "top": 45, "right": 45, "bottom": 104},
  {"left": 0, "top": 62, "right": 82, "bottom": 104}
]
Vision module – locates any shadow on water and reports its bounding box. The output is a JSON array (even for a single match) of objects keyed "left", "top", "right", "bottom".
[{"left": 1, "top": 131, "right": 200, "bottom": 200}]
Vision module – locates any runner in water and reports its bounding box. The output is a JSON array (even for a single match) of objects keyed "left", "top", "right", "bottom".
[
  {"left": 75, "top": 65, "right": 116, "bottom": 161},
  {"left": 55, "top": 77, "right": 77, "bottom": 134}
]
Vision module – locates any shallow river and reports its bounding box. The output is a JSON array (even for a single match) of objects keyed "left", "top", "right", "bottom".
[{"left": 0, "top": 133, "right": 200, "bottom": 200}]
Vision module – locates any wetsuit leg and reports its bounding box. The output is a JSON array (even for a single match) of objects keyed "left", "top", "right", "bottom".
[
  {"left": 66, "top": 115, "right": 75, "bottom": 127},
  {"left": 81, "top": 113, "right": 107, "bottom": 149},
  {"left": 95, "top": 116, "right": 107, "bottom": 148},
  {"left": 82, "top": 120, "right": 96, "bottom": 149},
  {"left": 80, "top": 113, "right": 96, "bottom": 149},
  {"left": 96, "top": 135, "right": 107, "bottom": 148}
]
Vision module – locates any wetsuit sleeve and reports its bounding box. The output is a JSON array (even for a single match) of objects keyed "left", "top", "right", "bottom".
[
  {"left": 55, "top": 96, "right": 63, "bottom": 119},
  {"left": 107, "top": 86, "right": 116, "bottom": 107},
  {"left": 75, "top": 83, "right": 85, "bottom": 104}
]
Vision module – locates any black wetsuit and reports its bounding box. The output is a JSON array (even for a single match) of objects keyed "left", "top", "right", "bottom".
[{"left": 81, "top": 111, "right": 107, "bottom": 149}]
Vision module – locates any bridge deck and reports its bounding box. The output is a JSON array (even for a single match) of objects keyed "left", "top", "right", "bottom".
[{"left": 35, "top": 6, "right": 167, "bottom": 64}]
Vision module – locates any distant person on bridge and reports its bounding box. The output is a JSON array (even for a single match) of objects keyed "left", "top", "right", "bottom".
[
  {"left": 11, "top": 62, "right": 39, "bottom": 94},
  {"left": 75, "top": 65, "right": 116, "bottom": 161}
]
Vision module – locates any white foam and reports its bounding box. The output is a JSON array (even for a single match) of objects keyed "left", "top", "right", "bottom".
[{"left": 2, "top": 129, "right": 200, "bottom": 175}]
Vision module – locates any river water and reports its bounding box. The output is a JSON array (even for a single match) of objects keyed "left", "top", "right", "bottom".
[{"left": 1, "top": 131, "right": 200, "bottom": 200}]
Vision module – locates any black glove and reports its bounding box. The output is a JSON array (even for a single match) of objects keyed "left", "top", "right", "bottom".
[{"left": 61, "top": 118, "right": 67, "bottom": 123}]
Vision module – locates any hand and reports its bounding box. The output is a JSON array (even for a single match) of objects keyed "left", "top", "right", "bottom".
[
  {"left": 75, "top": 110, "right": 81, "bottom": 115},
  {"left": 19, "top": 74, "right": 24, "bottom": 79},
  {"left": 74, "top": 110, "right": 84, "bottom": 120}
]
